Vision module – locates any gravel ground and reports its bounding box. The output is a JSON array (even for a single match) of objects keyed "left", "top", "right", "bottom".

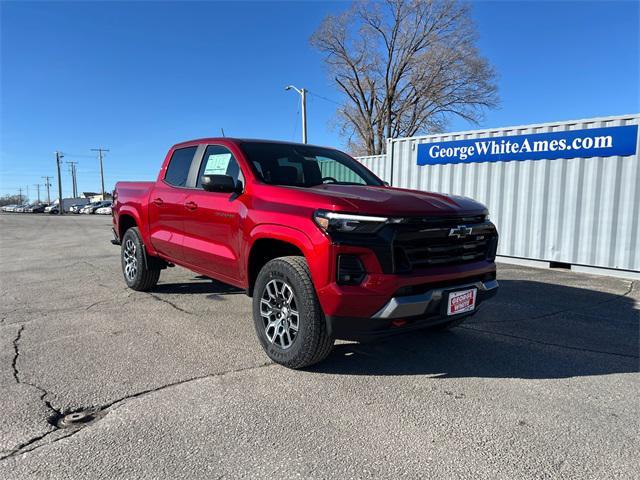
[{"left": 0, "top": 213, "right": 638, "bottom": 479}]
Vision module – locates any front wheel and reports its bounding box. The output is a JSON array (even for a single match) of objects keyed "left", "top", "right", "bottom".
[
  {"left": 121, "top": 227, "right": 160, "bottom": 291},
  {"left": 252, "top": 256, "right": 334, "bottom": 369}
]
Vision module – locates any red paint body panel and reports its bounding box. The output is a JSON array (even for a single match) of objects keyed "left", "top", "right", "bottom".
[{"left": 113, "top": 138, "right": 497, "bottom": 319}]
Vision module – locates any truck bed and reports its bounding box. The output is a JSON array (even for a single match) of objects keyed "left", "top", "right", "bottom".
[{"left": 114, "top": 181, "right": 154, "bottom": 206}]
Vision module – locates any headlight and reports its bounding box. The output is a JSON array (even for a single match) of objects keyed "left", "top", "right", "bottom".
[{"left": 313, "top": 210, "right": 391, "bottom": 234}]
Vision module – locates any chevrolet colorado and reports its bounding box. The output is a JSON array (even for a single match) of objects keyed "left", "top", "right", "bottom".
[{"left": 113, "top": 139, "right": 498, "bottom": 368}]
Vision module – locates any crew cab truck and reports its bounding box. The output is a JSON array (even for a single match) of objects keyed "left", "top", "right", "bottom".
[{"left": 113, "top": 139, "right": 499, "bottom": 368}]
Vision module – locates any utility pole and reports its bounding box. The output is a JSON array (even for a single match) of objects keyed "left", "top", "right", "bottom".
[
  {"left": 33, "top": 184, "right": 41, "bottom": 203},
  {"left": 66, "top": 161, "right": 78, "bottom": 198},
  {"left": 285, "top": 85, "right": 307, "bottom": 143},
  {"left": 42, "top": 176, "right": 52, "bottom": 204},
  {"left": 91, "top": 148, "right": 109, "bottom": 200},
  {"left": 55, "top": 151, "right": 64, "bottom": 215},
  {"left": 18, "top": 187, "right": 23, "bottom": 205}
]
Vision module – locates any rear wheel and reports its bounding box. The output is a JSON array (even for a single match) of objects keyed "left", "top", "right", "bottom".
[
  {"left": 252, "top": 256, "right": 334, "bottom": 369},
  {"left": 121, "top": 227, "right": 160, "bottom": 291}
]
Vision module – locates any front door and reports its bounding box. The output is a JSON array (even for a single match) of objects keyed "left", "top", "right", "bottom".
[
  {"left": 147, "top": 145, "right": 198, "bottom": 260},
  {"left": 181, "top": 144, "right": 247, "bottom": 284}
]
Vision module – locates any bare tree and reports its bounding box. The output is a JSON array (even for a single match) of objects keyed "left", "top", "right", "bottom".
[{"left": 311, "top": 0, "right": 498, "bottom": 155}]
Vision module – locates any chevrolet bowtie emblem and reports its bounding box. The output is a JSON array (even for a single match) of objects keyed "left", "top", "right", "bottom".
[{"left": 449, "top": 225, "right": 473, "bottom": 239}]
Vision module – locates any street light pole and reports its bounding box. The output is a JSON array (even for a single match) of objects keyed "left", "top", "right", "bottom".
[{"left": 285, "top": 85, "right": 307, "bottom": 144}]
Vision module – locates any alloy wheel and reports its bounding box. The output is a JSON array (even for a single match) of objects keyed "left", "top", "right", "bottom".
[
  {"left": 123, "top": 238, "right": 138, "bottom": 282},
  {"left": 260, "top": 279, "right": 299, "bottom": 349}
]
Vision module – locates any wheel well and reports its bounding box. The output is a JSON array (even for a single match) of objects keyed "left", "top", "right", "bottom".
[
  {"left": 247, "top": 239, "right": 304, "bottom": 296},
  {"left": 118, "top": 214, "right": 137, "bottom": 239}
]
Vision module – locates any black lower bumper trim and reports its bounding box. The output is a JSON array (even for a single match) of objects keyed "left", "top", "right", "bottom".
[{"left": 326, "top": 285, "right": 498, "bottom": 341}]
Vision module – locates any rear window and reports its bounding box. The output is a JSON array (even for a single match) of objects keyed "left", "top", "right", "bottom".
[{"left": 164, "top": 146, "right": 197, "bottom": 187}]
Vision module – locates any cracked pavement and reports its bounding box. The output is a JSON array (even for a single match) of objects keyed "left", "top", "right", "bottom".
[{"left": 0, "top": 213, "right": 638, "bottom": 479}]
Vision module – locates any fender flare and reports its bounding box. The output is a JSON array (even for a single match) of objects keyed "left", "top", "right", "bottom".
[
  {"left": 117, "top": 207, "right": 159, "bottom": 265},
  {"left": 246, "top": 223, "right": 315, "bottom": 269},
  {"left": 245, "top": 223, "right": 325, "bottom": 288},
  {"left": 246, "top": 223, "right": 333, "bottom": 334}
]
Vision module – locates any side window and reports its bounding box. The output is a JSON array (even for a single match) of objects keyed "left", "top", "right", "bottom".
[
  {"left": 197, "top": 145, "right": 244, "bottom": 189},
  {"left": 317, "top": 156, "right": 366, "bottom": 184},
  {"left": 164, "top": 146, "right": 197, "bottom": 187}
]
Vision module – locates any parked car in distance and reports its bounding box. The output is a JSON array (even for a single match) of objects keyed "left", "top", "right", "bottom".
[
  {"left": 81, "top": 201, "right": 112, "bottom": 214},
  {"left": 69, "top": 204, "right": 84, "bottom": 214},
  {"left": 26, "top": 204, "right": 46, "bottom": 213},
  {"left": 46, "top": 198, "right": 90, "bottom": 213},
  {"left": 1, "top": 204, "right": 18, "bottom": 212},
  {"left": 80, "top": 202, "right": 100, "bottom": 214},
  {"left": 14, "top": 204, "right": 30, "bottom": 213},
  {"left": 95, "top": 205, "right": 112, "bottom": 215}
]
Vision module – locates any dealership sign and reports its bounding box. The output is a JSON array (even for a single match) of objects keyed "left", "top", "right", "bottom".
[{"left": 417, "top": 125, "right": 638, "bottom": 166}]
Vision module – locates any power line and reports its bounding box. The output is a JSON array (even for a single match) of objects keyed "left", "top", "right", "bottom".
[
  {"left": 306, "top": 90, "right": 342, "bottom": 105},
  {"left": 61, "top": 153, "right": 96, "bottom": 158}
]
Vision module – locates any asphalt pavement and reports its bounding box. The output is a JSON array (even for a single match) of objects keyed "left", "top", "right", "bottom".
[{"left": 0, "top": 213, "right": 638, "bottom": 479}]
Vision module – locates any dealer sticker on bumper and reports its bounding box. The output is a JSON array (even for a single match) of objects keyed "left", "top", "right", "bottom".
[{"left": 447, "top": 288, "right": 477, "bottom": 316}]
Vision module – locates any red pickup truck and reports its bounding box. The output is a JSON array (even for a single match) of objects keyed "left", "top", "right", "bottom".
[{"left": 113, "top": 139, "right": 498, "bottom": 368}]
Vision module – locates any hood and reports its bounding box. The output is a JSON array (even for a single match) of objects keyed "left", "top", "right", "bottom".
[{"left": 307, "top": 185, "right": 487, "bottom": 217}]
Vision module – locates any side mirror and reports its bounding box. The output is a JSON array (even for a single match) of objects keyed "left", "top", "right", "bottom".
[
  {"left": 383, "top": 181, "right": 390, "bottom": 187},
  {"left": 202, "top": 174, "right": 241, "bottom": 194}
]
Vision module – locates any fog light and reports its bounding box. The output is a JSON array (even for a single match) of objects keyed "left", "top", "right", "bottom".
[{"left": 337, "top": 255, "right": 366, "bottom": 285}]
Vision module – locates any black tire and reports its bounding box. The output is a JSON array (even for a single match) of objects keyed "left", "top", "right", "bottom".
[
  {"left": 121, "top": 227, "right": 160, "bottom": 291},
  {"left": 252, "top": 256, "right": 334, "bottom": 369}
]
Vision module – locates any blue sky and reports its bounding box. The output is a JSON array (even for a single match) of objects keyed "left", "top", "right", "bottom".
[{"left": 1, "top": 0, "right": 638, "bottom": 200}]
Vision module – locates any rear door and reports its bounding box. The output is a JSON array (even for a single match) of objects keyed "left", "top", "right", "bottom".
[
  {"left": 182, "top": 144, "right": 247, "bottom": 284},
  {"left": 147, "top": 145, "right": 199, "bottom": 260}
]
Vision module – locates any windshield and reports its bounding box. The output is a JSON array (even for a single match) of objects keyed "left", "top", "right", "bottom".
[{"left": 239, "top": 142, "right": 383, "bottom": 188}]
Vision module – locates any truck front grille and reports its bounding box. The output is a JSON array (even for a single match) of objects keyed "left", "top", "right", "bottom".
[{"left": 392, "top": 216, "right": 497, "bottom": 272}]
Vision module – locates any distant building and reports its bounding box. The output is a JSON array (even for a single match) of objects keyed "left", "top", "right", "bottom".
[{"left": 82, "top": 192, "right": 113, "bottom": 202}]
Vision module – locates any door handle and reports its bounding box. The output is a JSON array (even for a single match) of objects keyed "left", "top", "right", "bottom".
[
  {"left": 184, "top": 201, "right": 198, "bottom": 211},
  {"left": 152, "top": 197, "right": 164, "bottom": 206}
]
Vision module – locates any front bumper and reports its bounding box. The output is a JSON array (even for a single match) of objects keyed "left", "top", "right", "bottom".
[
  {"left": 326, "top": 278, "right": 498, "bottom": 341},
  {"left": 373, "top": 279, "right": 498, "bottom": 319}
]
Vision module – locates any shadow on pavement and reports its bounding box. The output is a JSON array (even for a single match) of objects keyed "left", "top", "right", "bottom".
[
  {"left": 310, "top": 280, "right": 638, "bottom": 379},
  {"left": 153, "top": 279, "right": 244, "bottom": 296}
]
